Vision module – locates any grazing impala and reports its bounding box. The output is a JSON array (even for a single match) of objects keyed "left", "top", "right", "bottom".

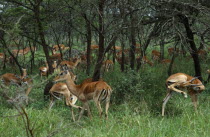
[
  {"left": 162, "top": 73, "right": 205, "bottom": 116},
  {"left": 0, "top": 68, "right": 33, "bottom": 96},
  {"left": 53, "top": 69, "right": 112, "bottom": 120},
  {"left": 0, "top": 73, "right": 22, "bottom": 86}
]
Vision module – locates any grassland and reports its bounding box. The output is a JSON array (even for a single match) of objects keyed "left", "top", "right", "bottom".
[{"left": 0, "top": 53, "right": 210, "bottom": 137}]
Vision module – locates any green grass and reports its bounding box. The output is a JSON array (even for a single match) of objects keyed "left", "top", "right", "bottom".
[{"left": 0, "top": 53, "right": 210, "bottom": 137}]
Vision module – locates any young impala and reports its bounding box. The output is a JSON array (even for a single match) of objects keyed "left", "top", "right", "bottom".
[
  {"left": 49, "top": 82, "right": 80, "bottom": 121},
  {"left": 162, "top": 73, "right": 205, "bottom": 116},
  {"left": 53, "top": 68, "right": 112, "bottom": 121}
]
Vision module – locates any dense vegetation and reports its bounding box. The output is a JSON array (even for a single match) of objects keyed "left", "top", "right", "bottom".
[{"left": 0, "top": 0, "right": 210, "bottom": 137}]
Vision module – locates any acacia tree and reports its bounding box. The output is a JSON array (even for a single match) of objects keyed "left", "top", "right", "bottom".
[{"left": 4, "top": 0, "right": 54, "bottom": 74}]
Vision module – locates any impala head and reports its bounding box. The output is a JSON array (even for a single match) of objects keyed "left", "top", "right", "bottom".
[
  {"left": 53, "top": 70, "right": 76, "bottom": 82},
  {"left": 75, "top": 57, "right": 81, "bottom": 63},
  {"left": 53, "top": 70, "right": 69, "bottom": 82},
  {"left": 70, "top": 95, "right": 77, "bottom": 105},
  {"left": 184, "top": 77, "right": 205, "bottom": 93}
]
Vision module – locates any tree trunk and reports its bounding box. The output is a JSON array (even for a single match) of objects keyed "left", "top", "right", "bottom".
[
  {"left": 121, "top": 40, "right": 125, "bottom": 72},
  {"left": 168, "top": 54, "right": 176, "bottom": 76},
  {"left": 86, "top": 20, "right": 92, "bottom": 76},
  {"left": 129, "top": 13, "right": 136, "bottom": 70},
  {"left": 34, "top": 3, "right": 53, "bottom": 74},
  {"left": 178, "top": 14, "right": 202, "bottom": 81},
  {"left": 92, "top": 0, "right": 105, "bottom": 81},
  {"left": 160, "top": 37, "right": 164, "bottom": 60}
]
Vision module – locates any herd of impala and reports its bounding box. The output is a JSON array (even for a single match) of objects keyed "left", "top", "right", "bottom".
[{"left": 0, "top": 43, "right": 208, "bottom": 121}]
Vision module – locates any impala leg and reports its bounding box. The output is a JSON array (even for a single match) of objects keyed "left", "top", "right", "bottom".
[
  {"left": 70, "top": 106, "right": 75, "bottom": 122},
  {"left": 78, "top": 102, "right": 92, "bottom": 121},
  {"left": 189, "top": 92, "right": 198, "bottom": 111},
  {"left": 25, "top": 87, "right": 32, "bottom": 96},
  {"left": 85, "top": 102, "right": 92, "bottom": 119},
  {"left": 105, "top": 95, "right": 111, "bottom": 119},
  {"left": 168, "top": 83, "right": 188, "bottom": 98},
  {"left": 49, "top": 97, "right": 55, "bottom": 110},
  {"left": 162, "top": 91, "right": 173, "bottom": 116},
  {"left": 95, "top": 99, "right": 103, "bottom": 118}
]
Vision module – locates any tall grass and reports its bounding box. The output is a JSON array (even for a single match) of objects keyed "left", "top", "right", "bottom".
[{"left": 0, "top": 56, "right": 210, "bottom": 137}]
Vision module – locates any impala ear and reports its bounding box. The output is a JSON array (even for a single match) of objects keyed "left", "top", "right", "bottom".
[{"left": 190, "top": 77, "right": 199, "bottom": 83}]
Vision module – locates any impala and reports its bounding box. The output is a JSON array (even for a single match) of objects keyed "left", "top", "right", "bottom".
[
  {"left": 12, "top": 47, "right": 32, "bottom": 56},
  {"left": 49, "top": 50, "right": 62, "bottom": 61},
  {"left": 111, "top": 46, "right": 121, "bottom": 51},
  {"left": 162, "top": 73, "right": 205, "bottom": 116},
  {"left": 53, "top": 44, "right": 65, "bottom": 52},
  {"left": 151, "top": 50, "right": 160, "bottom": 61},
  {"left": 0, "top": 53, "right": 5, "bottom": 61},
  {"left": 102, "top": 60, "right": 114, "bottom": 72},
  {"left": 39, "top": 61, "right": 49, "bottom": 80},
  {"left": 197, "top": 49, "right": 207, "bottom": 60},
  {"left": 0, "top": 68, "right": 33, "bottom": 96},
  {"left": 0, "top": 73, "right": 22, "bottom": 86},
  {"left": 60, "top": 58, "right": 81, "bottom": 70},
  {"left": 160, "top": 59, "right": 171, "bottom": 64},
  {"left": 168, "top": 47, "right": 179, "bottom": 56},
  {"left": 136, "top": 56, "right": 153, "bottom": 66},
  {"left": 49, "top": 81, "right": 81, "bottom": 121},
  {"left": 53, "top": 69, "right": 112, "bottom": 120},
  {"left": 90, "top": 45, "right": 99, "bottom": 50},
  {"left": 21, "top": 68, "right": 33, "bottom": 96}
]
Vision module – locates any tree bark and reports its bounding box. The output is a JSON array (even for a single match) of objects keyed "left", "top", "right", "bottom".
[
  {"left": 92, "top": 0, "right": 105, "bottom": 81},
  {"left": 178, "top": 14, "right": 202, "bottom": 81},
  {"left": 160, "top": 37, "right": 164, "bottom": 60},
  {"left": 34, "top": 2, "right": 53, "bottom": 74},
  {"left": 86, "top": 19, "right": 92, "bottom": 76},
  {"left": 129, "top": 12, "right": 136, "bottom": 70}
]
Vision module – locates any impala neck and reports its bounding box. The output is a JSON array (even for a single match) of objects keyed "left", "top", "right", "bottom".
[
  {"left": 53, "top": 61, "right": 57, "bottom": 68},
  {"left": 22, "top": 69, "right": 27, "bottom": 78},
  {"left": 74, "top": 59, "right": 80, "bottom": 67},
  {"left": 65, "top": 74, "right": 80, "bottom": 97}
]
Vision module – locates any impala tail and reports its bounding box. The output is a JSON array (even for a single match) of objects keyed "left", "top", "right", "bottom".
[{"left": 98, "top": 88, "right": 112, "bottom": 102}]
